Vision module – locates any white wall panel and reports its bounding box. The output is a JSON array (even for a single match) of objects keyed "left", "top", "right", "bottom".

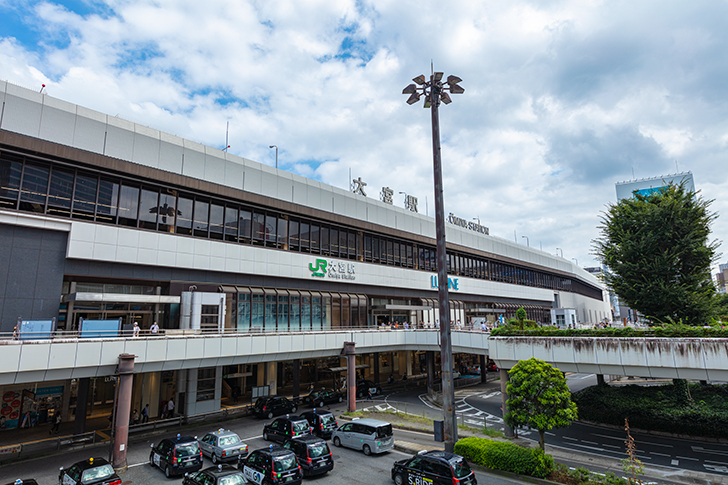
[
  {"left": 204, "top": 149, "right": 227, "bottom": 186},
  {"left": 104, "top": 117, "right": 135, "bottom": 161},
  {"left": 39, "top": 96, "right": 77, "bottom": 146},
  {"left": 158, "top": 133, "right": 184, "bottom": 173},
  {"left": 72, "top": 106, "right": 107, "bottom": 153},
  {"left": 132, "top": 125, "right": 161, "bottom": 169},
  {"left": 182, "top": 140, "right": 206, "bottom": 179},
  {"left": 1, "top": 84, "right": 42, "bottom": 136}
]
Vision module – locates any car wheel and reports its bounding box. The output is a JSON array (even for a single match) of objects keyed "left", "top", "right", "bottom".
[
  {"left": 291, "top": 406, "right": 297, "bottom": 413},
  {"left": 267, "top": 412, "right": 274, "bottom": 419},
  {"left": 338, "top": 396, "right": 343, "bottom": 403},
  {"left": 212, "top": 453, "right": 218, "bottom": 464},
  {"left": 149, "top": 454, "right": 155, "bottom": 467},
  {"left": 319, "top": 401, "right": 325, "bottom": 407},
  {"left": 333, "top": 437, "right": 341, "bottom": 447},
  {"left": 165, "top": 465, "right": 172, "bottom": 478},
  {"left": 394, "top": 473, "right": 405, "bottom": 485},
  {"left": 263, "top": 431, "right": 269, "bottom": 441},
  {"left": 363, "top": 444, "right": 371, "bottom": 456}
]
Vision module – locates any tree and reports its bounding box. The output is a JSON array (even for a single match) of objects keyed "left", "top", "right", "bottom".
[
  {"left": 593, "top": 182, "right": 719, "bottom": 326},
  {"left": 505, "top": 358, "right": 578, "bottom": 450},
  {"left": 515, "top": 307, "right": 528, "bottom": 328}
]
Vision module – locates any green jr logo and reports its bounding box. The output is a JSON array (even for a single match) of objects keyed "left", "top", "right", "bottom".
[{"left": 309, "top": 259, "right": 327, "bottom": 277}]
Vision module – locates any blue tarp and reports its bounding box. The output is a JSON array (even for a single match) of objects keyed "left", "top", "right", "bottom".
[
  {"left": 18, "top": 319, "right": 55, "bottom": 340},
  {"left": 78, "top": 318, "right": 122, "bottom": 338}
]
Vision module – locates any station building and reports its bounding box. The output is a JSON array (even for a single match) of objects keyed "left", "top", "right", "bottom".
[{"left": 0, "top": 80, "right": 609, "bottom": 430}]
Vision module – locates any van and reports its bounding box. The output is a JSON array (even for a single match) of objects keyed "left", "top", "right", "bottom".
[{"left": 331, "top": 418, "right": 394, "bottom": 455}]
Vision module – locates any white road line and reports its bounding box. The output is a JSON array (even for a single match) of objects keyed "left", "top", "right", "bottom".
[
  {"left": 671, "top": 459, "right": 679, "bottom": 466},
  {"left": 649, "top": 452, "right": 671, "bottom": 457},
  {"left": 582, "top": 440, "right": 598, "bottom": 445},
  {"left": 569, "top": 443, "right": 605, "bottom": 452},
  {"left": 579, "top": 374, "right": 594, "bottom": 379},
  {"left": 545, "top": 432, "right": 555, "bottom": 437},
  {"left": 641, "top": 441, "right": 673, "bottom": 448},
  {"left": 676, "top": 456, "right": 700, "bottom": 461},
  {"left": 591, "top": 433, "right": 625, "bottom": 441},
  {"left": 563, "top": 436, "right": 578, "bottom": 441},
  {"left": 704, "top": 459, "right": 728, "bottom": 466},
  {"left": 603, "top": 444, "right": 621, "bottom": 449},
  {"left": 128, "top": 462, "right": 147, "bottom": 468},
  {"left": 691, "top": 446, "right": 727, "bottom": 455}
]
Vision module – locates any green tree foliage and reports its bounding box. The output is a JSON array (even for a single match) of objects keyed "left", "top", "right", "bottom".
[
  {"left": 505, "top": 358, "right": 578, "bottom": 450},
  {"left": 516, "top": 307, "right": 528, "bottom": 328},
  {"left": 593, "top": 183, "right": 719, "bottom": 325}
]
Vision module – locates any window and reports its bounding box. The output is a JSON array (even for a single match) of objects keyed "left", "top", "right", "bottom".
[
  {"left": 197, "top": 368, "right": 216, "bottom": 401},
  {"left": 97, "top": 178, "right": 120, "bottom": 223},
  {"left": 47, "top": 167, "right": 74, "bottom": 216},
  {"left": 265, "top": 214, "right": 278, "bottom": 247},
  {"left": 330, "top": 229, "right": 338, "bottom": 255},
  {"left": 310, "top": 224, "right": 320, "bottom": 252},
  {"left": 0, "top": 155, "right": 22, "bottom": 208},
  {"left": 201, "top": 304, "right": 219, "bottom": 332},
  {"left": 138, "top": 188, "right": 159, "bottom": 230},
  {"left": 252, "top": 212, "right": 265, "bottom": 245},
  {"left": 19, "top": 162, "right": 49, "bottom": 212},
  {"left": 224, "top": 206, "right": 238, "bottom": 242},
  {"left": 277, "top": 216, "right": 288, "bottom": 249},
  {"left": 239, "top": 209, "right": 252, "bottom": 243},
  {"left": 157, "top": 191, "right": 176, "bottom": 232},
  {"left": 209, "top": 203, "right": 224, "bottom": 240},
  {"left": 300, "top": 222, "right": 310, "bottom": 252},
  {"left": 73, "top": 173, "right": 98, "bottom": 220},
  {"left": 193, "top": 200, "right": 209, "bottom": 237},
  {"left": 176, "top": 196, "right": 193, "bottom": 234},
  {"left": 289, "top": 220, "right": 299, "bottom": 251}
]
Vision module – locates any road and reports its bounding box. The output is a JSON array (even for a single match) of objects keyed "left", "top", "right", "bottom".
[
  {"left": 0, "top": 403, "right": 528, "bottom": 485},
  {"left": 376, "top": 374, "right": 728, "bottom": 481}
]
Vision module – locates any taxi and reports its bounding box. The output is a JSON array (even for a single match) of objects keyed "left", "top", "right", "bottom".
[
  {"left": 59, "top": 457, "right": 121, "bottom": 485},
  {"left": 6, "top": 480, "right": 39, "bottom": 485},
  {"left": 263, "top": 415, "right": 312, "bottom": 443},
  {"left": 199, "top": 429, "right": 249, "bottom": 464},
  {"left": 182, "top": 464, "right": 246, "bottom": 485},
  {"left": 300, "top": 409, "right": 338, "bottom": 439},
  {"left": 239, "top": 445, "right": 302, "bottom": 485},
  {"left": 150, "top": 434, "right": 204, "bottom": 477},
  {"left": 391, "top": 450, "right": 477, "bottom": 485}
]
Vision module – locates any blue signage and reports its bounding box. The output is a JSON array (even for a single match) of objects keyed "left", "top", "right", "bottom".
[{"left": 430, "top": 275, "right": 459, "bottom": 291}]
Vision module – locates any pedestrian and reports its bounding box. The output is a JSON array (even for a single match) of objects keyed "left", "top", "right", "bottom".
[
  {"left": 132, "top": 322, "right": 140, "bottom": 337},
  {"left": 367, "top": 388, "right": 373, "bottom": 401},
  {"left": 150, "top": 321, "right": 159, "bottom": 336},
  {"left": 141, "top": 404, "right": 149, "bottom": 423},
  {"left": 387, "top": 375, "right": 394, "bottom": 384},
  {"left": 308, "top": 382, "right": 315, "bottom": 393},
  {"left": 13, "top": 325, "right": 18, "bottom": 340},
  {"left": 131, "top": 409, "right": 139, "bottom": 425},
  {"left": 160, "top": 400, "right": 167, "bottom": 419},
  {"left": 167, "top": 398, "right": 175, "bottom": 418},
  {"left": 50, "top": 411, "right": 61, "bottom": 434}
]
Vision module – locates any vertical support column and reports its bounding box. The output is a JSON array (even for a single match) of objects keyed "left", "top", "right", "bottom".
[
  {"left": 373, "top": 352, "right": 380, "bottom": 384},
  {"left": 597, "top": 374, "right": 605, "bottom": 386},
  {"left": 480, "top": 355, "right": 487, "bottom": 384},
  {"left": 74, "top": 377, "right": 91, "bottom": 435},
  {"left": 292, "top": 359, "right": 301, "bottom": 399},
  {"left": 499, "top": 368, "right": 514, "bottom": 438},
  {"left": 112, "top": 353, "right": 136, "bottom": 471},
  {"left": 343, "top": 342, "right": 356, "bottom": 412},
  {"left": 406, "top": 351, "right": 413, "bottom": 378},
  {"left": 426, "top": 351, "right": 435, "bottom": 394},
  {"left": 266, "top": 362, "right": 278, "bottom": 395}
]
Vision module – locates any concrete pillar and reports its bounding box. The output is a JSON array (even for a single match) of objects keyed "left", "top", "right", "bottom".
[
  {"left": 499, "top": 368, "right": 514, "bottom": 438},
  {"left": 373, "top": 352, "right": 380, "bottom": 384},
  {"left": 426, "top": 351, "right": 435, "bottom": 393},
  {"left": 112, "top": 353, "right": 136, "bottom": 471},
  {"left": 480, "top": 355, "right": 487, "bottom": 384},
  {"left": 257, "top": 364, "right": 265, "bottom": 387},
  {"left": 266, "top": 362, "right": 277, "bottom": 395},
  {"left": 74, "top": 377, "right": 90, "bottom": 435},
  {"left": 597, "top": 374, "right": 605, "bottom": 386},
  {"left": 406, "top": 351, "right": 413, "bottom": 377},
  {"left": 292, "top": 359, "right": 300, "bottom": 398},
  {"left": 343, "top": 342, "right": 356, "bottom": 412}
]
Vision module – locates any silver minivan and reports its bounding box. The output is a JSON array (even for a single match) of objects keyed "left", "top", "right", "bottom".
[{"left": 331, "top": 418, "right": 394, "bottom": 455}]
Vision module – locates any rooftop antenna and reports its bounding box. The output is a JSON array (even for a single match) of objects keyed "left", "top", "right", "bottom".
[
  {"left": 675, "top": 159, "right": 679, "bottom": 172},
  {"left": 39, "top": 84, "right": 46, "bottom": 94},
  {"left": 222, "top": 121, "right": 230, "bottom": 152},
  {"left": 631, "top": 167, "right": 635, "bottom": 179}
]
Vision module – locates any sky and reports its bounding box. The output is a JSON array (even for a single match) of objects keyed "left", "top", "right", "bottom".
[{"left": 1, "top": 0, "right": 728, "bottom": 273}]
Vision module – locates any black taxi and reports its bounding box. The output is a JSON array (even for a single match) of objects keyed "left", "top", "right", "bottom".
[
  {"left": 263, "top": 415, "right": 312, "bottom": 443},
  {"left": 182, "top": 464, "right": 246, "bottom": 485},
  {"left": 300, "top": 409, "right": 338, "bottom": 439},
  {"left": 150, "top": 434, "right": 204, "bottom": 478},
  {"left": 239, "top": 445, "right": 302, "bottom": 485},
  {"left": 253, "top": 396, "right": 297, "bottom": 419},
  {"left": 59, "top": 457, "right": 121, "bottom": 485},
  {"left": 392, "top": 450, "right": 477, "bottom": 485},
  {"left": 6, "top": 480, "right": 38, "bottom": 485},
  {"left": 282, "top": 435, "right": 334, "bottom": 477}
]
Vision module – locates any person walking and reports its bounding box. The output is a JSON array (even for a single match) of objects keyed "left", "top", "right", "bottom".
[
  {"left": 167, "top": 398, "right": 175, "bottom": 418},
  {"left": 367, "top": 388, "right": 373, "bottom": 401},
  {"left": 132, "top": 322, "right": 140, "bottom": 337},
  {"left": 50, "top": 411, "right": 61, "bottom": 434},
  {"left": 150, "top": 321, "right": 159, "bottom": 336},
  {"left": 141, "top": 404, "right": 149, "bottom": 423}
]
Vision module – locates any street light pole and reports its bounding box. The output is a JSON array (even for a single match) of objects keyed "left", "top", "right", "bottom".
[
  {"left": 403, "top": 70, "right": 463, "bottom": 453},
  {"left": 521, "top": 235, "right": 529, "bottom": 247},
  {"left": 269, "top": 145, "right": 278, "bottom": 169}
]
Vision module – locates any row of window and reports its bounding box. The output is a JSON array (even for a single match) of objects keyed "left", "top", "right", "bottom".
[{"left": 0, "top": 148, "right": 602, "bottom": 301}]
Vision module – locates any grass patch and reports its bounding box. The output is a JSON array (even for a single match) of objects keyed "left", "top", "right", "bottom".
[{"left": 459, "top": 423, "right": 505, "bottom": 438}]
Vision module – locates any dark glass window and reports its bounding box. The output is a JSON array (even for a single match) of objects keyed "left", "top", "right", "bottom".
[
  {"left": 252, "top": 212, "right": 265, "bottom": 245},
  {"left": 393, "top": 242, "right": 400, "bottom": 265},
  {"left": 193, "top": 200, "right": 209, "bottom": 237},
  {"left": 0, "top": 156, "right": 22, "bottom": 208},
  {"left": 278, "top": 217, "right": 288, "bottom": 249},
  {"left": 386, "top": 240, "right": 394, "bottom": 264},
  {"left": 156, "top": 191, "right": 176, "bottom": 232},
  {"left": 300, "top": 222, "right": 310, "bottom": 252},
  {"left": 19, "top": 162, "right": 49, "bottom": 213},
  {"left": 239, "top": 210, "right": 252, "bottom": 242},
  {"left": 176, "top": 196, "right": 193, "bottom": 235},
  {"left": 265, "top": 214, "right": 277, "bottom": 247},
  {"left": 224, "top": 206, "right": 238, "bottom": 242},
  {"left": 118, "top": 185, "right": 139, "bottom": 227},
  {"left": 139, "top": 188, "right": 159, "bottom": 230},
  {"left": 96, "top": 178, "right": 119, "bottom": 223},
  {"left": 339, "top": 230, "right": 347, "bottom": 258},
  {"left": 289, "top": 220, "right": 299, "bottom": 250},
  {"left": 73, "top": 173, "right": 98, "bottom": 220},
  {"left": 47, "top": 168, "right": 74, "bottom": 216},
  {"left": 364, "top": 236, "right": 372, "bottom": 261},
  {"left": 209, "top": 203, "right": 224, "bottom": 240},
  {"left": 372, "top": 238, "right": 379, "bottom": 262},
  {"left": 310, "top": 224, "right": 320, "bottom": 253},
  {"left": 321, "top": 226, "right": 329, "bottom": 254},
  {"left": 330, "top": 229, "right": 338, "bottom": 255},
  {"left": 348, "top": 232, "right": 356, "bottom": 258}
]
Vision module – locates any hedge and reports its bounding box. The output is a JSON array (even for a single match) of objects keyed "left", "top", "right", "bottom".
[
  {"left": 490, "top": 325, "right": 728, "bottom": 338},
  {"left": 572, "top": 382, "right": 728, "bottom": 439},
  {"left": 454, "top": 436, "right": 554, "bottom": 478}
]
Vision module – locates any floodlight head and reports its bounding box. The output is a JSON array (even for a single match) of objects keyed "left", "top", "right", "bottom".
[
  {"left": 406, "top": 92, "right": 421, "bottom": 105},
  {"left": 433, "top": 72, "right": 443, "bottom": 82},
  {"left": 440, "top": 92, "right": 452, "bottom": 104},
  {"left": 449, "top": 84, "right": 464, "bottom": 94},
  {"left": 423, "top": 98, "right": 431, "bottom": 109},
  {"left": 447, "top": 75, "right": 462, "bottom": 85},
  {"left": 413, "top": 75, "right": 426, "bottom": 85},
  {"left": 402, "top": 84, "right": 417, "bottom": 94}
]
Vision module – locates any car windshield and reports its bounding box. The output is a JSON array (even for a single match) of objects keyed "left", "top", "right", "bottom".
[
  {"left": 274, "top": 456, "right": 298, "bottom": 472},
  {"left": 219, "top": 473, "right": 247, "bottom": 485},
  {"left": 219, "top": 435, "right": 240, "bottom": 446},
  {"left": 452, "top": 459, "right": 472, "bottom": 478},
  {"left": 81, "top": 464, "right": 115, "bottom": 483},
  {"left": 254, "top": 398, "right": 267, "bottom": 408},
  {"left": 292, "top": 421, "right": 309, "bottom": 433},
  {"left": 308, "top": 443, "right": 330, "bottom": 458},
  {"left": 176, "top": 443, "right": 199, "bottom": 457},
  {"left": 376, "top": 424, "right": 393, "bottom": 438},
  {"left": 320, "top": 414, "right": 336, "bottom": 425}
]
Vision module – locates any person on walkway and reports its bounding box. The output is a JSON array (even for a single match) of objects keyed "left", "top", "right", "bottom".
[
  {"left": 150, "top": 321, "right": 159, "bottom": 336},
  {"left": 131, "top": 409, "right": 139, "bottom": 425},
  {"left": 167, "top": 398, "right": 175, "bottom": 418},
  {"left": 50, "top": 411, "right": 61, "bottom": 434},
  {"left": 132, "top": 322, "right": 140, "bottom": 337},
  {"left": 367, "top": 389, "right": 373, "bottom": 401},
  {"left": 13, "top": 325, "right": 18, "bottom": 340},
  {"left": 141, "top": 404, "right": 149, "bottom": 423}
]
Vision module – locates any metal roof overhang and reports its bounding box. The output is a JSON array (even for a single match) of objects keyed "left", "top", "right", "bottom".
[
  {"left": 325, "top": 364, "right": 370, "bottom": 372},
  {"left": 63, "top": 292, "right": 181, "bottom": 304}
]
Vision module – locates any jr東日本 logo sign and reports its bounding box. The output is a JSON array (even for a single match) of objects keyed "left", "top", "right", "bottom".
[{"left": 309, "top": 259, "right": 356, "bottom": 280}]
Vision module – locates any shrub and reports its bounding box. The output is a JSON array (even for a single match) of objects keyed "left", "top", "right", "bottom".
[{"left": 454, "top": 436, "right": 554, "bottom": 478}]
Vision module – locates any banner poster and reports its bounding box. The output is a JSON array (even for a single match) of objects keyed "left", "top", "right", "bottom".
[{"left": 1, "top": 390, "right": 22, "bottom": 429}]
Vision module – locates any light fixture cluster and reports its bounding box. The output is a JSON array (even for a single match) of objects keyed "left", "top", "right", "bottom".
[{"left": 402, "top": 72, "right": 464, "bottom": 107}]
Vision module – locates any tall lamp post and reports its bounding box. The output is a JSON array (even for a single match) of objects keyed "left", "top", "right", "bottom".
[
  {"left": 521, "top": 235, "right": 529, "bottom": 247},
  {"left": 269, "top": 145, "right": 278, "bottom": 169},
  {"left": 403, "top": 70, "right": 464, "bottom": 453}
]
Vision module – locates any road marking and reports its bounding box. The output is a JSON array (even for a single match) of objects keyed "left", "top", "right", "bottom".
[
  {"left": 128, "top": 462, "right": 147, "bottom": 468},
  {"left": 691, "top": 446, "right": 727, "bottom": 455},
  {"left": 603, "top": 444, "right": 621, "bottom": 449},
  {"left": 582, "top": 440, "right": 598, "bottom": 445},
  {"left": 703, "top": 464, "right": 728, "bottom": 474},
  {"left": 675, "top": 456, "right": 699, "bottom": 461},
  {"left": 579, "top": 374, "right": 594, "bottom": 379},
  {"left": 569, "top": 443, "right": 605, "bottom": 452},
  {"left": 640, "top": 441, "right": 673, "bottom": 448},
  {"left": 545, "top": 432, "right": 555, "bottom": 437},
  {"left": 649, "top": 452, "right": 670, "bottom": 457},
  {"left": 671, "top": 459, "right": 679, "bottom": 466},
  {"left": 591, "top": 433, "right": 625, "bottom": 441},
  {"left": 563, "top": 436, "right": 578, "bottom": 441},
  {"left": 704, "top": 459, "right": 728, "bottom": 466}
]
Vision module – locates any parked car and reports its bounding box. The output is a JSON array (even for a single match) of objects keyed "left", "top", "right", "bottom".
[
  {"left": 149, "top": 434, "right": 203, "bottom": 478},
  {"left": 239, "top": 445, "right": 303, "bottom": 485},
  {"left": 282, "top": 434, "right": 334, "bottom": 477},
  {"left": 253, "top": 396, "right": 297, "bottom": 419},
  {"left": 303, "top": 389, "right": 344, "bottom": 407},
  {"left": 59, "top": 457, "right": 121, "bottom": 485},
  {"left": 466, "top": 365, "right": 481, "bottom": 375},
  {"left": 356, "top": 380, "right": 382, "bottom": 398},
  {"left": 182, "top": 465, "right": 246, "bottom": 485},
  {"left": 300, "top": 409, "right": 338, "bottom": 439},
  {"left": 5, "top": 480, "right": 38, "bottom": 485},
  {"left": 331, "top": 418, "right": 394, "bottom": 455},
  {"left": 392, "top": 450, "right": 477, "bottom": 485},
  {"left": 263, "top": 415, "right": 313, "bottom": 443},
  {"left": 486, "top": 360, "right": 498, "bottom": 372},
  {"left": 198, "top": 429, "right": 248, "bottom": 464}
]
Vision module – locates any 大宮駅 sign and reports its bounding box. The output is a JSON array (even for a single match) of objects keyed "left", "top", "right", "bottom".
[
  {"left": 309, "top": 259, "right": 356, "bottom": 281},
  {"left": 447, "top": 213, "right": 489, "bottom": 235}
]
